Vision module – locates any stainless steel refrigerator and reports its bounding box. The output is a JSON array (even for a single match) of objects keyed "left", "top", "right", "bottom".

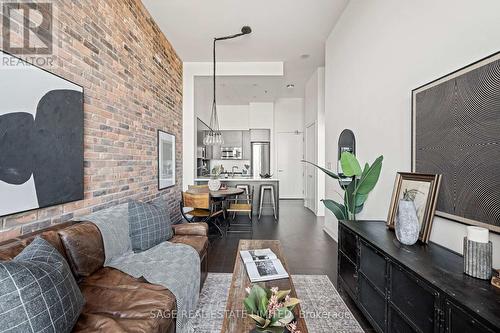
[{"left": 251, "top": 142, "right": 270, "bottom": 176}]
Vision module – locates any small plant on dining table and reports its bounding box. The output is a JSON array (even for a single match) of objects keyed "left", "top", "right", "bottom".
[{"left": 243, "top": 284, "right": 301, "bottom": 333}]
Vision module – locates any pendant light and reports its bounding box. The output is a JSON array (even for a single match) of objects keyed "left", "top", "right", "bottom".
[{"left": 204, "top": 26, "right": 252, "bottom": 146}]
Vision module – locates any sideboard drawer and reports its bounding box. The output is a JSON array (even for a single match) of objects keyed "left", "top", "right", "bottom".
[
  {"left": 339, "top": 252, "right": 357, "bottom": 296},
  {"left": 360, "top": 240, "right": 386, "bottom": 294},
  {"left": 360, "top": 274, "right": 386, "bottom": 332},
  {"left": 444, "top": 300, "right": 495, "bottom": 333},
  {"left": 340, "top": 225, "right": 358, "bottom": 262},
  {"left": 390, "top": 264, "right": 438, "bottom": 333}
]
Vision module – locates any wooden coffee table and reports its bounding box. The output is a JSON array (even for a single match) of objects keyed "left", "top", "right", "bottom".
[{"left": 220, "top": 240, "right": 308, "bottom": 333}]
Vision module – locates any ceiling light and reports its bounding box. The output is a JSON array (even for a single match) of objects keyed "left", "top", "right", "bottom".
[
  {"left": 286, "top": 84, "right": 295, "bottom": 89},
  {"left": 204, "top": 26, "right": 252, "bottom": 146}
]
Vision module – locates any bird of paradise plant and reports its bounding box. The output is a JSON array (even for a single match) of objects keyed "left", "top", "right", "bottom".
[{"left": 303, "top": 152, "right": 383, "bottom": 220}]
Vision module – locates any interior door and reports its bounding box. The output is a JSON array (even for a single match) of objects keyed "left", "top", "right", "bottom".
[
  {"left": 304, "top": 123, "right": 317, "bottom": 211},
  {"left": 277, "top": 132, "right": 304, "bottom": 198}
]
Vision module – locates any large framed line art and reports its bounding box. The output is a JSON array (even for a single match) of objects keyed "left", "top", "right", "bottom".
[
  {"left": 0, "top": 51, "right": 84, "bottom": 217},
  {"left": 412, "top": 52, "right": 500, "bottom": 233}
]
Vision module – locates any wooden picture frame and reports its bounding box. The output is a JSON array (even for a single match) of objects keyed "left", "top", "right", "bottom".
[
  {"left": 158, "top": 130, "right": 175, "bottom": 190},
  {"left": 387, "top": 172, "right": 442, "bottom": 243}
]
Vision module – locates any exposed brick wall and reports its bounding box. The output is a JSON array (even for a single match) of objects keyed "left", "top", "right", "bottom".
[{"left": 0, "top": 0, "right": 183, "bottom": 240}]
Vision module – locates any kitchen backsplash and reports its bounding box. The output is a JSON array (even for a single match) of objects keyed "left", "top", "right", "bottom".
[{"left": 209, "top": 160, "right": 251, "bottom": 174}]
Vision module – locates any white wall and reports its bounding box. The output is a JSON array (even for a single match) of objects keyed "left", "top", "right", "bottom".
[
  {"left": 304, "top": 68, "right": 326, "bottom": 216},
  {"left": 218, "top": 105, "right": 250, "bottom": 130},
  {"left": 324, "top": 0, "right": 500, "bottom": 268}
]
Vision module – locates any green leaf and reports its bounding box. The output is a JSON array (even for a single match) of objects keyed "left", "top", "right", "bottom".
[
  {"left": 275, "top": 290, "right": 291, "bottom": 302},
  {"left": 355, "top": 193, "right": 368, "bottom": 207},
  {"left": 344, "top": 180, "right": 356, "bottom": 214},
  {"left": 282, "top": 297, "right": 301, "bottom": 308},
  {"left": 271, "top": 308, "right": 294, "bottom": 326},
  {"left": 356, "top": 155, "right": 383, "bottom": 195},
  {"left": 340, "top": 152, "right": 362, "bottom": 177},
  {"left": 354, "top": 203, "right": 364, "bottom": 214},
  {"left": 256, "top": 327, "right": 285, "bottom": 333},
  {"left": 322, "top": 199, "right": 347, "bottom": 220},
  {"left": 301, "top": 160, "right": 339, "bottom": 179},
  {"left": 249, "top": 314, "right": 266, "bottom": 326},
  {"left": 244, "top": 297, "right": 258, "bottom": 314},
  {"left": 253, "top": 285, "right": 268, "bottom": 317}
]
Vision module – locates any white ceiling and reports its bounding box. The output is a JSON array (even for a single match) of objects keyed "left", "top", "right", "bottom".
[{"left": 142, "top": 0, "right": 349, "bottom": 100}]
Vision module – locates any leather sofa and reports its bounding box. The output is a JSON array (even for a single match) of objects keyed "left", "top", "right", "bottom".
[{"left": 0, "top": 221, "right": 209, "bottom": 333}]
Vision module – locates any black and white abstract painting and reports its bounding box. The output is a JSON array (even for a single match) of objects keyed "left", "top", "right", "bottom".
[
  {"left": 412, "top": 52, "right": 500, "bottom": 233},
  {"left": 0, "top": 51, "right": 84, "bottom": 217},
  {"left": 158, "top": 130, "right": 175, "bottom": 189}
]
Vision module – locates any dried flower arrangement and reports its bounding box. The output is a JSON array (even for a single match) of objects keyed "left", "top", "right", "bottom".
[{"left": 243, "top": 285, "right": 301, "bottom": 333}]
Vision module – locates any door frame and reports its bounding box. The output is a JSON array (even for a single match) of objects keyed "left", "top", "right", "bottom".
[
  {"left": 304, "top": 122, "right": 317, "bottom": 213},
  {"left": 276, "top": 131, "right": 304, "bottom": 199}
]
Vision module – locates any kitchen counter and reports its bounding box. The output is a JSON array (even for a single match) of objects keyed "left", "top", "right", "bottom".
[
  {"left": 194, "top": 177, "right": 279, "bottom": 218},
  {"left": 194, "top": 177, "right": 280, "bottom": 182}
]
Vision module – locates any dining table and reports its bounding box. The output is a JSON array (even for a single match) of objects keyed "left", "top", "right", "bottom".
[{"left": 208, "top": 187, "right": 245, "bottom": 198}]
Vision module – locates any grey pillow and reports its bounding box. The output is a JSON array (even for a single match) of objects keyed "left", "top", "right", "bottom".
[
  {"left": 0, "top": 237, "right": 84, "bottom": 333},
  {"left": 129, "top": 199, "right": 173, "bottom": 252}
]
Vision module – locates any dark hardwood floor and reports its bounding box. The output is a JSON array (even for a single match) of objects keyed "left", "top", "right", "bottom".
[{"left": 207, "top": 199, "right": 374, "bottom": 332}]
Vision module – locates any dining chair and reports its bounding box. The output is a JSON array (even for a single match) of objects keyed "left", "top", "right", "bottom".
[
  {"left": 180, "top": 191, "right": 225, "bottom": 236},
  {"left": 225, "top": 185, "right": 254, "bottom": 234},
  {"left": 187, "top": 184, "right": 209, "bottom": 193}
]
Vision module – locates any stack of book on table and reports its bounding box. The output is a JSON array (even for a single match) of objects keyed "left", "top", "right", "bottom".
[{"left": 240, "top": 248, "right": 289, "bottom": 282}]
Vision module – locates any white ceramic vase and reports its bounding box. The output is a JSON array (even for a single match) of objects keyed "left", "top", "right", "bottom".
[
  {"left": 208, "top": 179, "right": 221, "bottom": 191},
  {"left": 395, "top": 200, "right": 419, "bottom": 245}
]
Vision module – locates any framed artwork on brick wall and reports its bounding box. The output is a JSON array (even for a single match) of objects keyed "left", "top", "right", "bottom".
[
  {"left": 0, "top": 50, "right": 84, "bottom": 217},
  {"left": 412, "top": 51, "right": 500, "bottom": 233},
  {"left": 158, "top": 130, "right": 175, "bottom": 189}
]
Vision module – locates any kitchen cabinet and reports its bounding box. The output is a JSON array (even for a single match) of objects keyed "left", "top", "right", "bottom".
[
  {"left": 221, "top": 130, "right": 242, "bottom": 147},
  {"left": 242, "top": 130, "right": 251, "bottom": 159},
  {"left": 250, "top": 129, "right": 270, "bottom": 142}
]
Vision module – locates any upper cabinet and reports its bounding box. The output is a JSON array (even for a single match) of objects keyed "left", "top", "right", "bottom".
[
  {"left": 250, "top": 129, "right": 270, "bottom": 142},
  {"left": 222, "top": 130, "right": 243, "bottom": 147},
  {"left": 242, "top": 130, "right": 251, "bottom": 159}
]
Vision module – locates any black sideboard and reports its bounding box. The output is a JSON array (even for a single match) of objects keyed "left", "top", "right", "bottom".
[{"left": 338, "top": 220, "right": 500, "bottom": 333}]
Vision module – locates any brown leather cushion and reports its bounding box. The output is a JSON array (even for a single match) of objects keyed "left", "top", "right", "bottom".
[
  {"left": 58, "top": 222, "right": 105, "bottom": 279},
  {"left": 172, "top": 222, "right": 208, "bottom": 237},
  {"left": 170, "top": 235, "right": 209, "bottom": 256},
  {"left": 0, "top": 230, "right": 69, "bottom": 261},
  {"left": 74, "top": 267, "right": 175, "bottom": 333}
]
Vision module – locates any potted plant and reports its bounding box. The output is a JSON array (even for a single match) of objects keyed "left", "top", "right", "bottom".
[
  {"left": 243, "top": 285, "right": 301, "bottom": 333},
  {"left": 303, "top": 152, "right": 383, "bottom": 221}
]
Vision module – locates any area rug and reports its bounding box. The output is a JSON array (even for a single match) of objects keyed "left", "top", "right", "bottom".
[{"left": 187, "top": 273, "right": 363, "bottom": 333}]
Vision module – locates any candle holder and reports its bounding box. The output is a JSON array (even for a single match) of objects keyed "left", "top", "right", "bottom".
[{"left": 463, "top": 237, "right": 492, "bottom": 280}]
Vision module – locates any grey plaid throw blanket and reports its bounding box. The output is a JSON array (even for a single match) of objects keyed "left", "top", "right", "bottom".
[{"left": 78, "top": 205, "right": 200, "bottom": 333}]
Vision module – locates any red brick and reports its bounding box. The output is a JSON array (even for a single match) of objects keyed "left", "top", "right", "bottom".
[{"left": 1, "top": 0, "right": 183, "bottom": 235}]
